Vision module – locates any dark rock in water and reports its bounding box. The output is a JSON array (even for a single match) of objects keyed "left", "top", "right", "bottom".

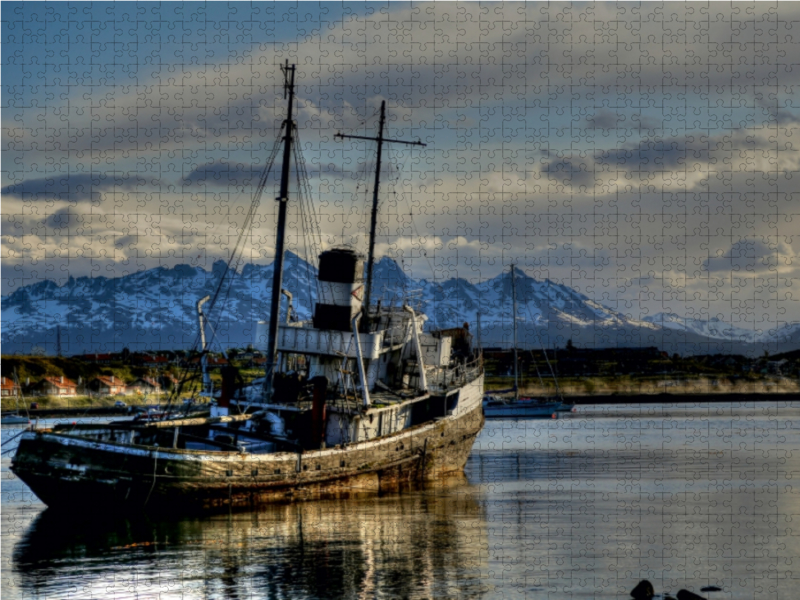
[
  {"left": 700, "top": 586, "right": 722, "bottom": 593},
  {"left": 631, "top": 580, "right": 655, "bottom": 600},
  {"left": 677, "top": 590, "right": 707, "bottom": 600}
]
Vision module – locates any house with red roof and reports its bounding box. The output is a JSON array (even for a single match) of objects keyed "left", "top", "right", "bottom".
[
  {"left": 33, "top": 376, "right": 79, "bottom": 397},
  {"left": 142, "top": 354, "right": 170, "bottom": 367},
  {"left": 127, "top": 377, "right": 163, "bottom": 395},
  {"left": 0, "top": 376, "right": 21, "bottom": 397},
  {"left": 88, "top": 375, "right": 127, "bottom": 396}
]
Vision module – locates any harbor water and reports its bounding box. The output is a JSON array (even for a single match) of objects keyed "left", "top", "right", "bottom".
[{"left": 2, "top": 402, "right": 798, "bottom": 599}]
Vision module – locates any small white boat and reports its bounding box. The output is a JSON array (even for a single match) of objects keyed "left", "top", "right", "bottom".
[
  {"left": 1, "top": 413, "right": 30, "bottom": 426},
  {"left": 482, "top": 395, "right": 566, "bottom": 419}
]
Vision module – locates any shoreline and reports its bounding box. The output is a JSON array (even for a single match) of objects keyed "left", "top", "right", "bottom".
[
  {"left": 3, "top": 394, "right": 799, "bottom": 419},
  {"left": 2, "top": 405, "right": 169, "bottom": 420},
  {"left": 568, "top": 392, "right": 800, "bottom": 404}
]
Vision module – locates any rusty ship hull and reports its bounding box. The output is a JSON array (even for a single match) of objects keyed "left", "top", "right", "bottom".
[{"left": 11, "top": 385, "right": 484, "bottom": 513}]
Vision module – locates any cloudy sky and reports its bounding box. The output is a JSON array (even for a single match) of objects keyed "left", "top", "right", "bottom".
[{"left": 2, "top": 2, "right": 799, "bottom": 335}]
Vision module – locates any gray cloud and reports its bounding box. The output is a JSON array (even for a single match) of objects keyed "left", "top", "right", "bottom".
[
  {"left": 1, "top": 173, "right": 142, "bottom": 203},
  {"left": 586, "top": 109, "right": 662, "bottom": 133},
  {"left": 182, "top": 160, "right": 344, "bottom": 188},
  {"left": 586, "top": 110, "right": 622, "bottom": 130},
  {"left": 44, "top": 207, "right": 86, "bottom": 230},
  {"left": 597, "top": 137, "right": 711, "bottom": 172},
  {"left": 182, "top": 161, "right": 265, "bottom": 188},
  {"left": 704, "top": 238, "right": 796, "bottom": 274},
  {"left": 542, "top": 158, "right": 595, "bottom": 187}
]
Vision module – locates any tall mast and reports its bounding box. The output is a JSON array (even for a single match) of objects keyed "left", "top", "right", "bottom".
[
  {"left": 511, "top": 264, "right": 519, "bottom": 400},
  {"left": 335, "top": 101, "right": 425, "bottom": 329},
  {"left": 264, "top": 61, "right": 296, "bottom": 400}
]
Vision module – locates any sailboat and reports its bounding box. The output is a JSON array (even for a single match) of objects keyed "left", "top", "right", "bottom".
[
  {"left": 482, "top": 265, "right": 574, "bottom": 419},
  {"left": 10, "top": 64, "right": 485, "bottom": 512},
  {"left": 1, "top": 372, "right": 30, "bottom": 426}
]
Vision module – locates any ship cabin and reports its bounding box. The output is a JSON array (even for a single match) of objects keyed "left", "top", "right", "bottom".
[{"left": 236, "top": 247, "right": 483, "bottom": 450}]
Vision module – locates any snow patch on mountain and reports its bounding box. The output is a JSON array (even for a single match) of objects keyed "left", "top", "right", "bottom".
[{"left": 641, "top": 312, "right": 762, "bottom": 343}]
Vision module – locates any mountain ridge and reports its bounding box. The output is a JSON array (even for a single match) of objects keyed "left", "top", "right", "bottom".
[{"left": 2, "top": 254, "right": 797, "bottom": 356}]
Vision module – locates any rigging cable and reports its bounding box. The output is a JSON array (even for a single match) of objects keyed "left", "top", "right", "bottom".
[
  {"left": 525, "top": 300, "right": 564, "bottom": 401},
  {"left": 162, "top": 127, "right": 284, "bottom": 415}
]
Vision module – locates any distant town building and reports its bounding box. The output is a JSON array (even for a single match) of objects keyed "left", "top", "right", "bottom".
[
  {"left": 81, "top": 353, "right": 115, "bottom": 364},
  {"left": 157, "top": 374, "right": 180, "bottom": 391},
  {"left": 89, "top": 375, "right": 127, "bottom": 396},
  {"left": 128, "top": 377, "right": 163, "bottom": 395},
  {"left": 33, "top": 376, "right": 78, "bottom": 397},
  {"left": 0, "top": 376, "right": 21, "bottom": 397},
  {"left": 141, "top": 354, "right": 170, "bottom": 367}
]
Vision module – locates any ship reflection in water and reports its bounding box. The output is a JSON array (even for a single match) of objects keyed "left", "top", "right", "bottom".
[{"left": 11, "top": 476, "right": 489, "bottom": 599}]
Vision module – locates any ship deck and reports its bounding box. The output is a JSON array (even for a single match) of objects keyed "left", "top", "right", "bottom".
[{"left": 254, "top": 389, "right": 429, "bottom": 415}]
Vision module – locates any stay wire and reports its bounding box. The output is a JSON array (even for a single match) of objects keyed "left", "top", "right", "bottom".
[{"left": 165, "top": 127, "right": 284, "bottom": 413}]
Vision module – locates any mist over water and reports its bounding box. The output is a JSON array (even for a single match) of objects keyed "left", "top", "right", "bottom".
[{"left": 2, "top": 403, "right": 798, "bottom": 599}]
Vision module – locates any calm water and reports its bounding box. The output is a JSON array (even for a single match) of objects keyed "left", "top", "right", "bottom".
[{"left": 2, "top": 403, "right": 798, "bottom": 599}]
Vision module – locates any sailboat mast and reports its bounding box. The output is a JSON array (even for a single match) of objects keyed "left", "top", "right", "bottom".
[
  {"left": 264, "top": 61, "right": 296, "bottom": 399},
  {"left": 511, "top": 264, "right": 519, "bottom": 400}
]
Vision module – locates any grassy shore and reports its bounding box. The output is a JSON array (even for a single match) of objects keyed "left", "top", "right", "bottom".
[
  {"left": 0, "top": 394, "right": 159, "bottom": 411},
  {"left": 485, "top": 375, "right": 800, "bottom": 397},
  {"left": 4, "top": 374, "right": 798, "bottom": 412}
]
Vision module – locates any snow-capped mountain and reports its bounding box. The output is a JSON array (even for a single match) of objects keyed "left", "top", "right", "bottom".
[
  {"left": 1, "top": 252, "right": 319, "bottom": 355},
  {"left": 641, "top": 313, "right": 763, "bottom": 344},
  {"left": 640, "top": 312, "right": 800, "bottom": 349},
  {"left": 2, "top": 255, "right": 797, "bottom": 356}
]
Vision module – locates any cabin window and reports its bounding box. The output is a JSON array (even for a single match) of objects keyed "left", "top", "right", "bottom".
[
  {"left": 251, "top": 469, "right": 258, "bottom": 476},
  {"left": 274, "top": 469, "right": 281, "bottom": 475},
  {"left": 226, "top": 470, "right": 233, "bottom": 477}
]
